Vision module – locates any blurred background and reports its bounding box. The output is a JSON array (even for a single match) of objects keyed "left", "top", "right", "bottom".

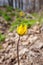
[{"left": 0, "top": 0, "right": 43, "bottom": 12}]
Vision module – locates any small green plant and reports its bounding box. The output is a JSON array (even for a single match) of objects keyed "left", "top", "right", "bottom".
[
  {"left": 2, "top": 12, "right": 11, "bottom": 21},
  {"left": 9, "top": 17, "right": 23, "bottom": 32},
  {"left": 4, "top": 15, "right": 11, "bottom": 21},
  {"left": 10, "top": 12, "right": 15, "bottom": 16},
  {"left": 9, "top": 21, "right": 20, "bottom": 32},
  {"left": 2, "top": 12, "right": 7, "bottom": 16},
  {"left": 15, "top": 12, "right": 19, "bottom": 18},
  {"left": 6, "top": 6, "right": 14, "bottom": 12},
  {"left": 0, "top": 33, "right": 5, "bottom": 42},
  {"left": 9, "top": 18, "right": 37, "bottom": 32}
]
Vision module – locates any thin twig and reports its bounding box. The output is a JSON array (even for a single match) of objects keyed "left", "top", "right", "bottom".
[{"left": 17, "top": 36, "right": 20, "bottom": 65}]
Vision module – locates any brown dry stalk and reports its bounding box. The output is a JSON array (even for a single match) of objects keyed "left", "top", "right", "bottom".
[{"left": 17, "top": 36, "right": 20, "bottom": 65}]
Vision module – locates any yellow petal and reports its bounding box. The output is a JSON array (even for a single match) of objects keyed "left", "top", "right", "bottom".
[
  {"left": 19, "top": 11, "right": 25, "bottom": 17},
  {"left": 17, "top": 24, "right": 27, "bottom": 36}
]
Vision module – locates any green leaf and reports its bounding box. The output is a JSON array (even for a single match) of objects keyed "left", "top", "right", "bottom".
[{"left": 0, "top": 33, "right": 5, "bottom": 42}]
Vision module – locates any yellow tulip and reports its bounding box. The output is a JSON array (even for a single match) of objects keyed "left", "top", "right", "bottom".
[
  {"left": 17, "top": 24, "right": 27, "bottom": 36},
  {"left": 19, "top": 11, "right": 25, "bottom": 17}
]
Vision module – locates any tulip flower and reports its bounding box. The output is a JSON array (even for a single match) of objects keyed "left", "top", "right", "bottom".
[
  {"left": 17, "top": 24, "right": 27, "bottom": 35},
  {"left": 19, "top": 11, "right": 25, "bottom": 17}
]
